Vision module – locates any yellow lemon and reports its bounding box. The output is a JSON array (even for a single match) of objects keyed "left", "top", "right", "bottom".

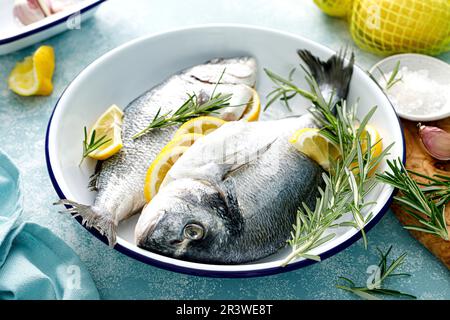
[
  {"left": 313, "top": 0, "right": 353, "bottom": 18},
  {"left": 240, "top": 88, "right": 261, "bottom": 122},
  {"left": 87, "top": 104, "right": 124, "bottom": 160},
  {"left": 144, "top": 146, "right": 189, "bottom": 201},
  {"left": 352, "top": 124, "right": 383, "bottom": 175},
  {"left": 289, "top": 128, "right": 340, "bottom": 171},
  {"left": 8, "top": 45, "right": 55, "bottom": 96},
  {"left": 350, "top": 0, "right": 450, "bottom": 55},
  {"left": 161, "top": 133, "right": 204, "bottom": 153},
  {"left": 173, "top": 116, "right": 226, "bottom": 138}
]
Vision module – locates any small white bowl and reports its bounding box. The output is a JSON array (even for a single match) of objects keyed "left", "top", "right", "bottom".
[
  {"left": 0, "top": 0, "right": 105, "bottom": 55},
  {"left": 370, "top": 53, "right": 450, "bottom": 122}
]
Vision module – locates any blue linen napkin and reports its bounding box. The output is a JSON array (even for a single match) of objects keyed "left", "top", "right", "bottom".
[{"left": 0, "top": 150, "right": 99, "bottom": 300}]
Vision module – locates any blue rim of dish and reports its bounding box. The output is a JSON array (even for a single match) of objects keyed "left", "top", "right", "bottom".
[
  {"left": 45, "top": 25, "right": 406, "bottom": 278},
  {"left": 0, "top": 0, "right": 106, "bottom": 45}
]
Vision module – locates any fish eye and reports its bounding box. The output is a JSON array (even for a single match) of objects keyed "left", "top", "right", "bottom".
[{"left": 183, "top": 223, "right": 204, "bottom": 240}]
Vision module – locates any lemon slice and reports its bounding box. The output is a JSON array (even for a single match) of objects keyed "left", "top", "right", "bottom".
[
  {"left": 360, "top": 125, "right": 383, "bottom": 159},
  {"left": 289, "top": 128, "right": 340, "bottom": 171},
  {"left": 173, "top": 116, "right": 226, "bottom": 138},
  {"left": 355, "top": 124, "right": 383, "bottom": 175},
  {"left": 144, "top": 146, "right": 189, "bottom": 201},
  {"left": 8, "top": 45, "right": 55, "bottom": 96},
  {"left": 240, "top": 88, "right": 261, "bottom": 122},
  {"left": 161, "top": 133, "right": 204, "bottom": 153},
  {"left": 87, "top": 104, "right": 124, "bottom": 160}
]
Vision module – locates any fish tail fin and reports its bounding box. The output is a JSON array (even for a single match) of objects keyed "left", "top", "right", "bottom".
[
  {"left": 297, "top": 48, "right": 354, "bottom": 111},
  {"left": 54, "top": 199, "right": 117, "bottom": 247}
]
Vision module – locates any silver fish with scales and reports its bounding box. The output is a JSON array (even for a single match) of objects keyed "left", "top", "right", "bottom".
[
  {"left": 134, "top": 50, "right": 354, "bottom": 264},
  {"left": 56, "top": 57, "right": 258, "bottom": 245}
]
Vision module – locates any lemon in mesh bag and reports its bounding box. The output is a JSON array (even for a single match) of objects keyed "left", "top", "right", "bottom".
[
  {"left": 350, "top": 0, "right": 450, "bottom": 55},
  {"left": 313, "top": 0, "right": 353, "bottom": 17}
]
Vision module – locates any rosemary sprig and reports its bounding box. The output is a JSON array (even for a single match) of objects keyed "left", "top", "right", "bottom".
[
  {"left": 133, "top": 68, "right": 234, "bottom": 139},
  {"left": 409, "top": 170, "right": 450, "bottom": 207},
  {"left": 377, "top": 61, "right": 402, "bottom": 90},
  {"left": 264, "top": 67, "right": 318, "bottom": 111},
  {"left": 376, "top": 159, "right": 449, "bottom": 240},
  {"left": 80, "top": 126, "right": 111, "bottom": 166},
  {"left": 132, "top": 92, "right": 232, "bottom": 139},
  {"left": 265, "top": 66, "right": 393, "bottom": 265},
  {"left": 336, "top": 246, "right": 416, "bottom": 300}
]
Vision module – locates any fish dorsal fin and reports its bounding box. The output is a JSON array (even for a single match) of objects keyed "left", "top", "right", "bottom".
[{"left": 163, "top": 121, "right": 279, "bottom": 187}]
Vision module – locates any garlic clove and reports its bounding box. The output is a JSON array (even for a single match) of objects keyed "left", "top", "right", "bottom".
[
  {"left": 48, "top": 0, "right": 76, "bottom": 14},
  {"left": 14, "top": 0, "right": 46, "bottom": 25},
  {"left": 37, "top": 0, "right": 53, "bottom": 16},
  {"left": 419, "top": 124, "right": 450, "bottom": 161}
]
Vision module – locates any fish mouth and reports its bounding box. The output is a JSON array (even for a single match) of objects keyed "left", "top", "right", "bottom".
[
  {"left": 134, "top": 205, "right": 164, "bottom": 246},
  {"left": 137, "top": 234, "right": 190, "bottom": 259}
]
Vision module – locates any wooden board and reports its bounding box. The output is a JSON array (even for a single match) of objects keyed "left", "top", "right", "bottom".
[{"left": 391, "top": 119, "right": 450, "bottom": 269}]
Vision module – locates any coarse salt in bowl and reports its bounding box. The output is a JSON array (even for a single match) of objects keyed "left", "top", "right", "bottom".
[{"left": 370, "top": 53, "right": 450, "bottom": 122}]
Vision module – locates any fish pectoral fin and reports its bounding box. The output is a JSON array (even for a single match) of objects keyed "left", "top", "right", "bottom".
[
  {"left": 88, "top": 160, "right": 103, "bottom": 191},
  {"left": 220, "top": 138, "right": 278, "bottom": 179},
  {"left": 214, "top": 179, "right": 244, "bottom": 236},
  {"left": 54, "top": 199, "right": 117, "bottom": 247}
]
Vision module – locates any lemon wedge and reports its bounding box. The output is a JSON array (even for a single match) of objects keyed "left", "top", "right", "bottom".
[
  {"left": 290, "top": 125, "right": 383, "bottom": 173},
  {"left": 8, "top": 45, "right": 55, "bottom": 96},
  {"left": 161, "top": 133, "right": 204, "bottom": 153},
  {"left": 87, "top": 104, "right": 124, "bottom": 160},
  {"left": 144, "top": 146, "right": 190, "bottom": 201},
  {"left": 289, "top": 128, "right": 340, "bottom": 171},
  {"left": 173, "top": 116, "right": 226, "bottom": 138},
  {"left": 240, "top": 88, "right": 261, "bottom": 122},
  {"left": 360, "top": 125, "right": 383, "bottom": 159},
  {"left": 355, "top": 124, "right": 383, "bottom": 175}
]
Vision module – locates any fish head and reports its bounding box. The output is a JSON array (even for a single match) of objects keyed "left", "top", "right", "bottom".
[
  {"left": 188, "top": 56, "right": 257, "bottom": 87},
  {"left": 135, "top": 179, "right": 233, "bottom": 263}
]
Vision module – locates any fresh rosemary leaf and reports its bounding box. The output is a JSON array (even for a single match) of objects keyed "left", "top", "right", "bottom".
[
  {"left": 265, "top": 56, "right": 392, "bottom": 265},
  {"left": 377, "top": 61, "right": 403, "bottom": 90},
  {"left": 132, "top": 92, "right": 233, "bottom": 139},
  {"left": 80, "top": 126, "right": 111, "bottom": 166},
  {"left": 132, "top": 68, "right": 237, "bottom": 139},
  {"left": 376, "top": 159, "right": 449, "bottom": 240},
  {"left": 409, "top": 170, "right": 450, "bottom": 207},
  {"left": 264, "top": 68, "right": 317, "bottom": 111},
  {"left": 336, "top": 246, "right": 416, "bottom": 300}
]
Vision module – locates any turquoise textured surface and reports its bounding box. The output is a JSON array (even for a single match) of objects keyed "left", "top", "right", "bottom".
[
  {"left": 0, "top": 151, "right": 99, "bottom": 299},
  {"left": 0, "top": 0, "right": 448, "bottom": 299}
]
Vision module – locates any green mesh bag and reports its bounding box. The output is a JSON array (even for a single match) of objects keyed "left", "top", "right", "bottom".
[{"left": 349, "top": 0, "right": 450, "bottom": 55}]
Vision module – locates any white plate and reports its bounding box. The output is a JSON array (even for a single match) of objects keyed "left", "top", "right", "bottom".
[
  {"left": 370, "top": 53, "right": 450, "bottom": 122},
  {"left": 45, "top": 25, "right": 405, "bottom": 277},
  {"left": 0, "top": 0, "right": 105, "bottom": 55}
]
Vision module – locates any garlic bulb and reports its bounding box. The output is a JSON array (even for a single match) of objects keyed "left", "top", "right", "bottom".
[
  {"left": 49, "top": 0, "right": 76, "bottom": 13},
  {"left": 13, "top": 0, "right": 47, "bottom": 25},
  {"left": 419, "top": 125, "right": 450, "bottom": 161},
  {"left": 13, "top": 0, "right": 74, "bottom": 25}
]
